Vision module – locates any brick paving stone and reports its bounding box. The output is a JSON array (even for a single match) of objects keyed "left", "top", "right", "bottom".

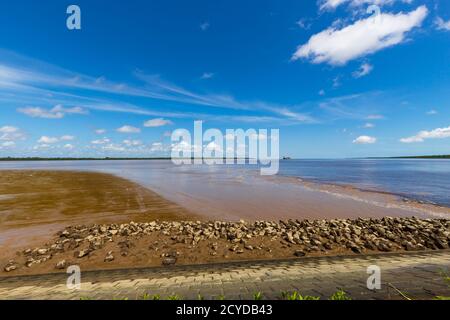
[{"left": 0, "top": 250, "right": 449, "bottom": 300}]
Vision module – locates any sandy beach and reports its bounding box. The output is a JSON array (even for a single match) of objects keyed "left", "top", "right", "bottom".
[
  {"left": 0, "top": 170, "right": 197, "bottom": 256},
  {"left": 0, "top": 169, "right": 449, "bottom": 277}
]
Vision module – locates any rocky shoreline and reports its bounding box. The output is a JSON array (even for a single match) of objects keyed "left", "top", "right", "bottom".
[{"left": 3, "top": 217, "right": 450, "bottom": 274}]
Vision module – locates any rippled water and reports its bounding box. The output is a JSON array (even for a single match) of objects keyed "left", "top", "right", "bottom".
[{"left": 277, "top": 159, "right": 450, "bottom": 207}]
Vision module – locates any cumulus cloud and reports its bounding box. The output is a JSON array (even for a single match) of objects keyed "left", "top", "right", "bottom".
[
  {"left": 91, "top": 138, "right": 110, "bottom": 145},
  {"left": 95, "top": 129, "right": 106, "bottom": 134},
  {"left": 353, "top": 135, "right": 377, "bottom": 144},
  {"left": 0, "top": 141, "right": 15, "bottom": 148},
  {"left": 435, "top": 17, "right": 450, "bottom": 31},
  {"left": 37, "top": 136, "right": 59, "bottom": 144},
  {"left": 426, "top": 110, "right": 437, "bottom": 115},
  {"left": 60, "top": 135, "right": 75, "bottom": 141},
  {"left": 143, "top": 118, "right": 173, "bottom": 128},
  {"left": 123, "top": 139, "right": 142, "bottom": 147},
  {"left": 102, "top": 144, "right": 126, "bottom": 152},
  {"left": 0, "top": 126, "right": 26, "bottom": 141},
  {"left": 63, "top": 144, "right": 74, "bottom": 150},
  {"left": 17, "top": 105, "right": 87, "bottom": 119},
  {"left": 400, "top": 126, "right": 450, "bottom": 143},
  {"left": 292, "top": 6, "right": 428, "bottom": 65},
  {"left": 353, "top": 63, "right": 374, "bottom": 78},
  {"left": 117, "top": 125, "right": 141, "bottom": 133}
]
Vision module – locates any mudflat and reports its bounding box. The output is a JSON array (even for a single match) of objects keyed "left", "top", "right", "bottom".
[{"left": 0, "top": 170, "right": 196, "bottom": 254}]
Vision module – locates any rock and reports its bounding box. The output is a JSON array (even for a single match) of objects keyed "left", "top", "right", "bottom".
[
  {"left": 162, "top": 256, "right": 177, "bottom": 266},
  {"left": 351, "top": 246, "right": 363, "bottom": 254},
  {"left": 244, "top": 245, "right": 254, "bottom": 251},
  {"left": 55, "top": 260, "right": 67, "bottom": 269},
  {"left": 4, "top": 261, "right": 17, "bottom": 272},
  {"left": 104, "top": 251, "right": 114, "bottom": 262},
  {"left": 37, "top": 248, "right": 48, "bottom": 255},
  {"left": 75, "top": 249, "right": 90, "bottom": 258},
  {"left": 294, "top": 250, "right": 306, "bottom": 257}
]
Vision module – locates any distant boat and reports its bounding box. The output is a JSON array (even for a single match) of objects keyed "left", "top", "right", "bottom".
[{"left": 282, "top": 156, "right": 292, "bottom": 160}]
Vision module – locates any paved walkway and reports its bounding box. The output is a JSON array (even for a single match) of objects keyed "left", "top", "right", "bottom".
[{"left": 0, "top": 251, "right": 449, "bottom": 300}]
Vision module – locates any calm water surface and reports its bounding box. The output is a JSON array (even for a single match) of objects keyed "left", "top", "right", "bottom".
[{"left": 1, "top": 159, "right": 449, "bottom": 211}]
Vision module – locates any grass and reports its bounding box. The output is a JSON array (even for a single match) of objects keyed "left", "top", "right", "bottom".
[
  {"left": 329, "top": 290, "right": 352, "bottom": 300},
  {"left": 281, "top": 291, "right": 321, "bottom": 300},
  {"left": 253, "top": 292, "right": 263, "bottom": 300}
]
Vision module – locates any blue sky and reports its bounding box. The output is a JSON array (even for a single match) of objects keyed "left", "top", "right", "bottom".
[{"left": 0, "top": 0, "right": 449, "bottom": 158}]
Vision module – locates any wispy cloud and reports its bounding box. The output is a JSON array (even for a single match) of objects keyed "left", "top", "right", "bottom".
[
  {"left": 435, "top": 17, "right": 450, "bottom": 31},
  {"left": 201, "top": 72, "right": 215, "bottom": 80},
  {"left": 0, "top": 50, "right": 315, "bottom": 124},
  {"left": 353, "top": 63, "right": 373, "bottom": 78},
  {"left": 200, "top": 22, "right": 210, "bottom": 31}
]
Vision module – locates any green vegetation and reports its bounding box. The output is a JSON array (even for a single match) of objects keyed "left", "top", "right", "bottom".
[
  {"left": 281, "top": 291, "right": 321, "bottom": 300},
  {"left": 253, "top": 292, "right": 263, "bottom": 300},
  {"left": 434, "top": 271, "right": 450, "bottom": 300},
  {"left": 0, "top": 157, "right": 172, "bottom": 161},
  {"left": 368, "top": 155, "right": 450, "bottom": 159},
  {"left": 329, "top": 290, "right": 352, "bottom": 300}
]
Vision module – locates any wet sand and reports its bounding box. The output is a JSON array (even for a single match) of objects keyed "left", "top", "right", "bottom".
[
  {"left": 0, "top": 169, "right": 449, "bottom": 277},
  {"left": 0, "top": 170, "right": 196, "bottom": 255},
  {"left": 1, "top": 160, "right": 449, "bottom": 222}
]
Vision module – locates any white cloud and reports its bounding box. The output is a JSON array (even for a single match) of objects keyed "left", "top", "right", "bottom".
[
  {"left": 33, "top": 144, "right": 51, "bottom": 150},
  {"left": 426, "top": 110, "right": 437, "bottom": 115},
  {"left": 292, "top": 6, "right": 428, "bottom": 65},
  {"left": 296, "top": 18, "right": 312, "bottom": 30},
  {"left": 366, "top": 114, "right": 384, "bottom": 120},
  {"left": 0, "top": 127, "right": 25, "bottom": 141},
  {"left": 319, "top": 0, "right": 413, "bottom": 11},
  {"left": 353, "top": 135, "right": 377, "bottom": 144},
  {"left": 60, "top": 135, "right": 75, "bottom": 141},
  {"left": 123, "top": 139, "right": 142, "bottom": 147},
  {"left": 91, "top": 138, "right": 110, "bottom": 145},
  {"left": 0, "top": 126, "right": 19, "bottom": 133},
  {"left": 38, "top": 136, "right": 59, "bottom": 144},
  {"left": 95, "top": 129, "right": 106, "bottom": 134},
  {"left": 17, "top": 104, "right": 87, "bottom": 119},
  {"left": 200, "top": 22, "right": 210, "bottom": 31},
  {"left": 400, "top": 126, "right": 450, "bottom": 143},
  {"left": 1, "top": 141, "right": 15, "bottom": 148},
  {"left": 435, "top": 17, "right": 450, "bottom": 31},
  {"left": 143, "top": 118, "right": 173, "bottom": 128},
  {"left": 117, "top": 125, "right": 141, "bottom": 133},
  {"left": 150, "top": 142, "right": 165, "bottom": 152},
  {"left": 201, "top": 72, "right": 214, "bottom": 80},
  {"left": 63, "top": 144, "right": 74, "bottom": 150},
  {"left": 102, "top": 144, "right": 126, "bottom": 152},
  {"left": 353, "top": 63, "right": 374, "bottom": 78},
  {"left": 363, "top": 122, "right": 375, "bottom": 128}
]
